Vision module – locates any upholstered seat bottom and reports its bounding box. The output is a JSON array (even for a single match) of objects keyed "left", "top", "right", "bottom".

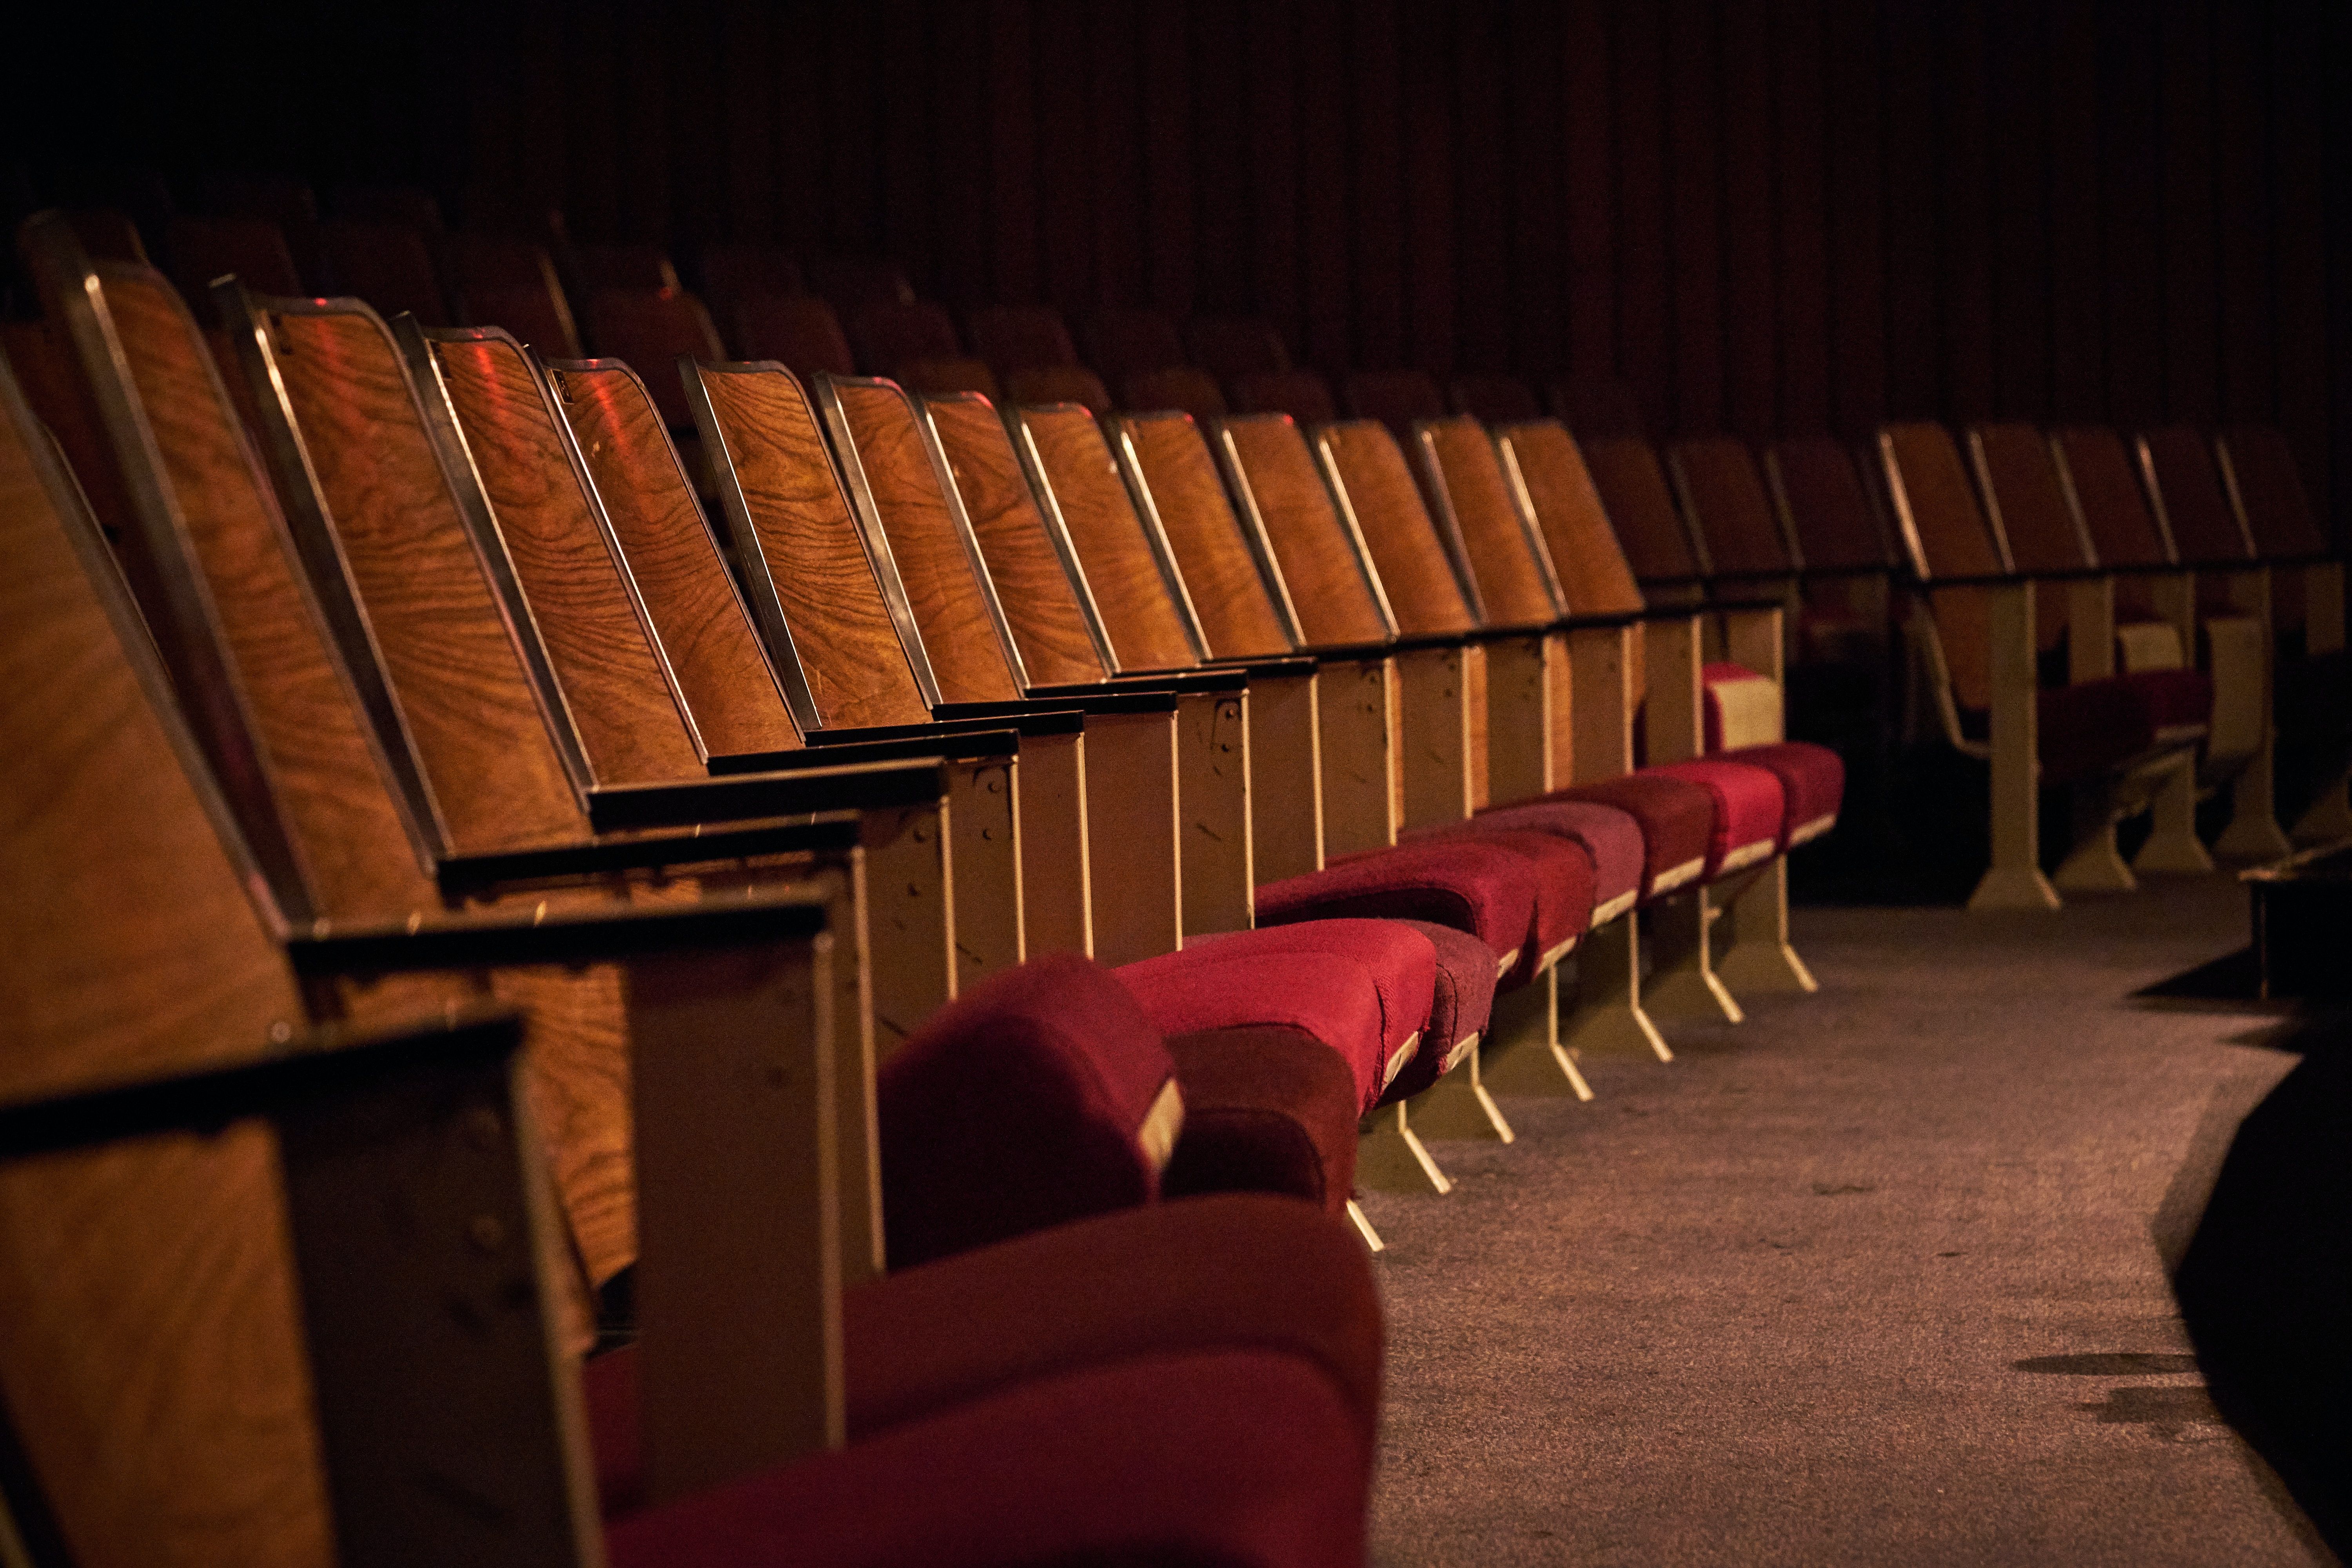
[
  {"left": 1380, "top": 919, "right": 1500, "bottom": 1102},
  {"left": 1539, "top": 773, "right": 1718, "bottom": 903},
  {"left": 1463, "top": 799, "right": 1647, "bottom": 923},
  {"left": 1642, "top": 759, "right": 1787, "bottom": 880},
  {"left": 1256, "top": 840, "right": 1539, "bottom": 975},
  {"left": 1719, "top": 740, "right": 1846, "bottom": 849},
  {"left": 1382, "top": 824, "right": 1595, "bottom": 984}
]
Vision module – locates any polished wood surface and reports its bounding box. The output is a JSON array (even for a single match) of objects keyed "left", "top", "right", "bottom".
[
  {"left": 552, "top": 361, "right": 805, "bottom": 759},
  {"left": 100, "top": 271, "right": 441, "bottom": 914},
  {"left": 431, "top": 335, "right": 703, "bottom": 782},
  {"left": 2137, "top": 427, "right": 2257, "bottom": 568},
  {"left": 1113, "top": 412, "right": 1294, "bottom": 660},
  {"left": 1764, "top": 439, "right": 1893, "bottom": 573},
  {"left": 1581, "top": 434, "right": 1705, "bottom": 583},
  {"left": 828, "top": 380, "right": 1021, "bottom": 704},
  {"left": 1879, "top": 422, "right": 2006, "bottom": 579},
  {"left": 924, "top": 395, "right": 1105, "bottom": 688},
  {"left": 689, "top": 365, "right": 936, "bottom": 727},
  {"left": 265, "top": 305, "right": 588, "bottom": 851},
  {"left": 1016, "top": 405, "right": 1200, "bottom": 673},
  {"left": 1316, "top": 421, "right": 1476, "bottom": 637},
  {"left": 2051, "top": 428, "right": 2172, "bottom": 568},
  {"left": 1416, "top": 417, "right": 1561, "bottom": 630},
  {"left": 1668, "top": 436, "right": 1796, "bottom": 576},
  {"left": 1969, "top": 424, "right": 2092, "bottom": 572},
  {"left": 0, "top": 362, "right": 329, "bottom": 1568},
  {"left": 1495, "top": 421, "right": 1646, "bottom": 615},
  {"left": 1216, "top": 415, "right": 1392, "bottom": 649}
]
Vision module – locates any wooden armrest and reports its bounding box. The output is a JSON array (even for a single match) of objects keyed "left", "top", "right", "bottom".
[
  {"left": 436, "top": 815, "right": 862, "bottom": 898},
  {"left": 1014, "top": 684, "right": 1185, "bottom": 713},
  {"left": 583, "top": 755, "right": 954, "bottom": 833},
  {"left": 711, "top": 727, "right": 1022, "bottom": 775}
]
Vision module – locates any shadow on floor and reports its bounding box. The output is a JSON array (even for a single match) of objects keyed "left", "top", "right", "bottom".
[{"left": 2175, "top": 1031, "right": 2352, "bottom": 1559}]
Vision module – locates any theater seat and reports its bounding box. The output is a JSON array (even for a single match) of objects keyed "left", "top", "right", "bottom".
[
  {"left": 1171, "top": 920, "right": 1448, "bottom": 1099},
  {"left": 1971, "top": 669, "right": 2217, "bottom": 790},
  {"left": 1455, "top": 799, "right": 1647, "bottom": 924},
  {"left": 1644, "top": 758, "right": 1786, "bottom": 879},
  {"left": 1382, "top": 920, "right": 1499, "bottom": 1100},
  {"left": 604, "top": 1351, "right": 1368, "bottom": 1568},
  {"left": 1720, "top": 741, "right": 1847, "bottom": 851},
  {"left": 586, "top": 1192, "right": 1385, "bottom": 1516},
  {"left": 1117, "top": 948, "right": 1402, "bottom": 1115},
  {"left": 1161, "top": 1028, "right": 1361, "bottom": 1203},
  {"left": 1533, "top": 773, "right": 1718, "bottom": 903},
  {"left": 1383, "top": 824, "right": 1596, "bottom": 985},
  {"left": 878, "top": 952, "right": 1181, "bottom": 1269},
  {"left": 1254, "top": 840, "right": 1540, "bottom": 980}
]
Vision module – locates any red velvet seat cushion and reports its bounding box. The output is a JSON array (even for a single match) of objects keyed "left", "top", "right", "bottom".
[
  {"left": 1719, "top": 740, "right": 1846, "bottom": 849},
  {"left": 2126, "top": 667, "right": 2216, "bottom": 740},
  {"left": 1539, "top": 773, "right": 1717, "bottom": 904},
  {"left": 1162, "top": 1028, "right": 1361, "bottom": 1206},
  {"left": 878, "top": 951, "right": 1176, "bottom": 1270},
  {"left": 1172, "top": 920, "right": 1438, "bottom": 1093},
  {"left": 1117, "top": 949, "right": 1390, "bottom": 1111},
  {"left": 1465, "top": 799, "right": 1646, "bottom": 923},
  {"left": 1382, "top": 826, "right": 1593, "bottom": 986},
  {"left": 1381, "top": 919, "right": 1497, "bottom": 1101},
  {"left": 604, "top": 1351, "right": 1370, "bottom": 1568},
  {"left": 586, "top": 1193, "right": 1385, "bottom": 1518},
  {"left": 1642, "top": 758, "right": 1786, "bottom": 880},
  {"left": 1255, "top": 840, "right": 1539, "bottom": 976}
]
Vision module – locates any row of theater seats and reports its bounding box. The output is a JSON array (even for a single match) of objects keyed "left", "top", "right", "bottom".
[{"left": 0, "top": 209, "right": 1853, "bottom": 1565}]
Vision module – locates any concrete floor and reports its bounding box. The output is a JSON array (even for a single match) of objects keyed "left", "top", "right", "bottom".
[{"left": 1361, "top": 871, "right": 2332, "bottom": 1566}]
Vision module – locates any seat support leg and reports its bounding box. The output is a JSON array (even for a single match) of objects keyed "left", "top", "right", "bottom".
[
  {"left": 1715, "top": 859, "right": 1819, "bottom": 993},
  {"left": 1479, "top": 969, "right": 1593, "bottom": 1100},
  {"left": 1969, "top": 581, "right": 2063, "bottom": 911},
  {"left": 1407, "top": 1038, "right": 1515, "bottom": 1142},
  {"left": 2053, "top": 785, "right": 2139, "bottom": 893},
  {"left": 1557, "top": 915, "right": 1671, "bottom": 1061},
  {"left": 1354, "top": 1102, "right": 1452, "bottom": 1194},
  {"left": 2135, "top": 753, "right": 2217, "bottom": 873},
  {"left": 1345, "top": 1200, "right": 1386, "bottom": 1252},
  {"left": 1644, "top": 890, "right": 1742, "bottom": 1023}
]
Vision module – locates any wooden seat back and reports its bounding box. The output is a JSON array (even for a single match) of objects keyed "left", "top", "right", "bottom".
[
  {"left": 1969, "top": 423, "right": 2104, "bottom": 652},
  {"left": 1449, "top": 374, "right": 1540, "bottom": 424},
  {"left": 893, "top": 357, "right": 1003, "bottom": 401},
  {"left": 447, "top": 231, "right": 584, "bottom": 359},
  {"left": 682, "top": 359, "right": 941, "bottom": 725},
  {"left": 222, "top": 289, "right": 593, "bottom": 849},
  {"left": 2050, "top": 428, "right": 2173, "bottom": 568},
  {"left": 734, "top": 294, "right": 857, "bottom": 377},
  {"left": 0, "top": 350, "right": 367, "bottom": 1568},
  {"left": 1109, "top": 411, "right": 1298, "bottom": 659},
  {"left": 812, "top": 374, "right": 1025, "bottom": 703},
  {"left": 2137, "top": 427, "right": 2258, "bottom": 568},
  {"left": 1004, "top": 364, "right": 1111, "bottom": 415},
  {"left": 582, "top": 287, "right": 724, "bottom": 425},
  {"left": 968, "top": 303, "right": 1079, "bottom": 374},
  {"left": 1230, "top": 367, "right": 1337, "bottom": 423},
  {"left": 549, "top": 358, "right": 806, "bottom": 760},
  {"left": 1581, "top": 434, "right": 1708, "bottom": 587},
  {"left": 1414, "top": 416, "right": 1564, "bottom": 629},
  {"left": 850, "top": 299, "right": 962, "bottom": 370},
  {"left": 1088, "top": 307, "right": 1186, "bottom": 377},
  {"left": 1314, "top": 419, "right": 1478, "bottom": 637},
  {"left": 1213, "top": 413, "right": 1394, "bottom": 648},
  {"left": 1878, "top": 422, "right": 2010, "bottom": 710},
  {"left": 1764, "top": 438, "right": 1894, "bottom": 572},
  {"left": 1667, "top": 437, "right": 1798, "bottom": 579},
  {"left": 922, "top": 393, "right": 1110, "bottom": 688},
  {"left": 1341, "top": 370, "right": 1445, "bottom": 442},
  {"left": 1548, "top": 377, "right": 1646, "bottom": 438},
  {"left": 1122, "top": 365, "right": 1227, "bottom": 421},
  {"left": 1186, "top": 315, "right": 1290, "bottom": 377},
  {"left": 415, "top": 327, "right": 707, "bottom": 782},
  {"left": 1492, "top": 421, "right": 1646, "bottom": 616},
  {"left": 166, "top": 213, "right": 305, "bottom": 308},
  {"left": 2217, "top": 426, "right": 2329, "bottom": 560},
  {"left": 1007, "top": 402, "right": 1205, "bottom": 673}
]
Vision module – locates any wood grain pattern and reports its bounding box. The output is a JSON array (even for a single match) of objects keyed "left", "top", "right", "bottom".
[
  {"left": 1495, "top": 422, "right": 1645, "bottom": 615},
  {"left": 1217, "top": 416, "right": 1392, "bottom": 649},
  {"left": 1113, "top": 414, "right": 1295, "bottom": 661},
  {"left": 1879, "top": 423, "right": 2005, "bottom": 578},
  {"left": 431, "top": 336, "right": 704, "bottom": 784},
  {"left": 552, "top": 363, "right": 804, "bottom": 759},
  {"left": 1316, "top": 422, "right": 1475, "bottom": 638},
  {"left": 1969, "top": 424, "right": 2090, "bottom": 573},
  {"left": 829, "top": 381, "right": 1021, "bottom": 704},
  {"left": 1581, "top": 435, "right": 1703, "bottom": 582},
  {"left": 924, "top": 397, "right": 1105, "bottom": 688},
  {"left": 691, "top": 367, "right": 936, "bottom": 727},
  {"left": 1668, "top": 437, "right": 1795, "bottom": 575},
  {"left": 267, "top": 307, "right": 587, "bottom": 853},
  {"left": 1417, "top": 417, "right": 1562, "bottom": 628},
  {"left": 1016, "top": 405, "right": 1199, "bottom": 673},
  {"left": 0, "top": 366, "right": 329, "bottom": 1568},
  {"left": 103, "top": 272, "right": 439, "bottom": 916}
]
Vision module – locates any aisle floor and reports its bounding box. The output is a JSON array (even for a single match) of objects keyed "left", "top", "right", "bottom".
[{"left": 1362, "top": 871, "right": 2331, "bottom": 1565}]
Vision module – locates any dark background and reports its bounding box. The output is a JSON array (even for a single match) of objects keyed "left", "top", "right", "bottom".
[{"left": 7, "top": 0, "right": 2348, "bottom": 538}]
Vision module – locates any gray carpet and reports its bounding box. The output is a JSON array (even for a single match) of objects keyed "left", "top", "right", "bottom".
[{"left": 1361, "top": 872, "right": 2333, "bottom": 1566}]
